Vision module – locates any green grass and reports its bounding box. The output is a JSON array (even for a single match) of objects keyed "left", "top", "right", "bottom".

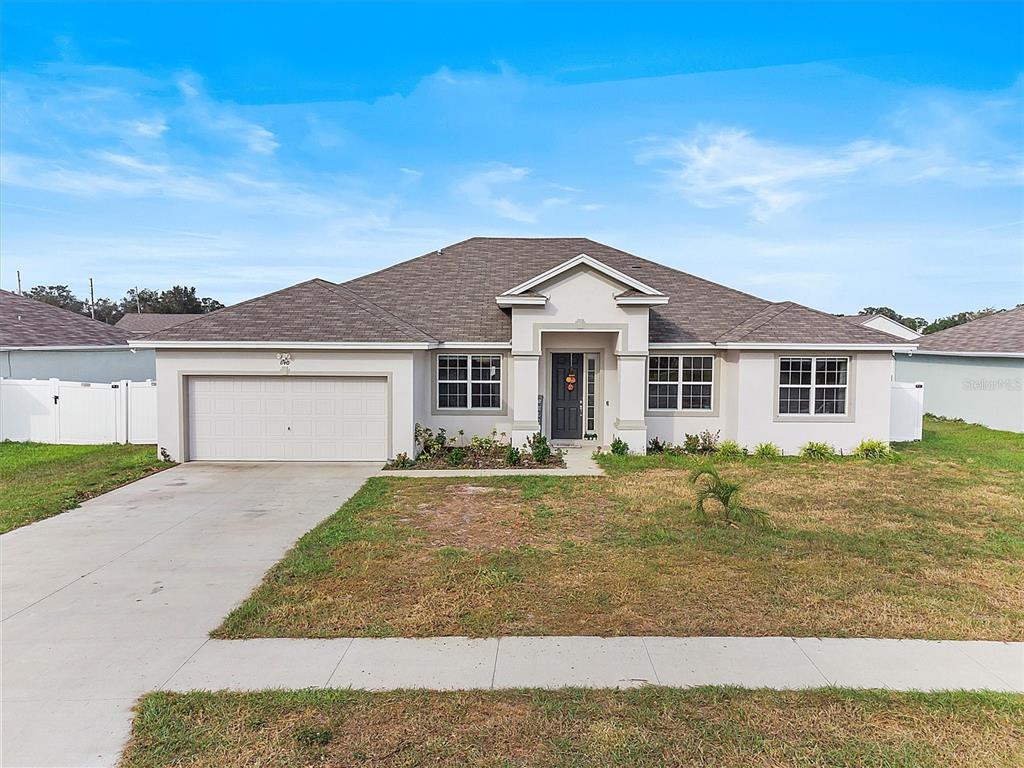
[
  {"left": 0, "top": 442, "right": 172, "bottom": 533},
  {"left": 119, "top": 687, "right": 1024, "bottom": 768},
  {"left": 215, "top": 417, "right": 1023, "bottom": 641}
]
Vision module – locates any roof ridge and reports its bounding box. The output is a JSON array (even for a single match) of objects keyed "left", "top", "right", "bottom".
[
  {"left": 579, "top": 238, "right": 774, "bottom": 307},
  {"left": 782, "top": 299, "right": 907, "bottom": 343},
  {"left": 317, "top": 280, "right": 438, "bottom": 342},
  {"left": 716, "top": 301, "right": 793, "bottom": 341}
]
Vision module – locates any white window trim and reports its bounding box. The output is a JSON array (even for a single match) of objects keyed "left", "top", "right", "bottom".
[
  {"left": 436, "top": 353, "right": 503, "bottom": 411},
  {"left": 646, "top": 354, "right": 715, "bottom": 412},
  {"left": 777, "top": 355, "right": 850, "bottom": 417}
]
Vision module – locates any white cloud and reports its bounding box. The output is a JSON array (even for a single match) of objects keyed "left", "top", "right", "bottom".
[
  {"left": 639, "top": 126, "right": 900, "bottom": 220},
  {"left": 130, "top": 117, "right": 167, "bottom": 137},
  {"left": 457, "top": 164, "right": 537, "bottom": 222}
]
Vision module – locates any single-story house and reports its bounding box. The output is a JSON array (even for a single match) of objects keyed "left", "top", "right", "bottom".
[
  {"left": 115, "top": 312, "right": 205, "bottom": 336},
  {"left": 841, "top": 313, "right": 921, "bottom": 341},
  {"left": 1, "top": 289, "right": 155, "bottom": 382},
  {"left": 896, "top": 306, "right": 1023, "bottom": 432},
  {"left": 133, "top": 238, "right": 916, "bottom": 462}
]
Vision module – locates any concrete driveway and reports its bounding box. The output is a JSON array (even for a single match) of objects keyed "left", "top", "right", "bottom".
[{"left": 1, "top": 461, "right": 376, "bottom": 768}]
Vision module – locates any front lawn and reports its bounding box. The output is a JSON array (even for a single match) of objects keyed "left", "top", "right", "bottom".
[
  {"left": 120, "top": 687, "right": 1023, "bottom": 768},
  {"left": 217, "top": 418, "right": 1023, "bottom": 640},
  {"left": 0, "top": 442, "right": 173, "bottom": 533}
]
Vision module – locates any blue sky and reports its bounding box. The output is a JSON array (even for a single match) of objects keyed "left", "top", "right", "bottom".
[{"left": 2, "top": 2, "right": 1022, "bottom": 317}]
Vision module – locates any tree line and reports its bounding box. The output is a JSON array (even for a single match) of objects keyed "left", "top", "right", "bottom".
[
  {"left": 859, "top": 305, "right": 1022, "bottom": 334},
  {"left": 24, "top": 285, "right": 224, "bottom": 325}
]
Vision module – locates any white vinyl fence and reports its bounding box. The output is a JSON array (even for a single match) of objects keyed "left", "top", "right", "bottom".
[
  {"left": 0, "top": 378, "right": 158, "bottom": 445},
  {"left": 890, "top": 381, "right": 925, "bottom": 442}
]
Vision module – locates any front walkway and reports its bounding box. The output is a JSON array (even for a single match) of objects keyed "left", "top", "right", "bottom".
[
  {"left": 163, "top": 635, "right": 1023, "bottom": 693},
  {"left": 1, "top": 462, "right": 377, "bottom": 768}
]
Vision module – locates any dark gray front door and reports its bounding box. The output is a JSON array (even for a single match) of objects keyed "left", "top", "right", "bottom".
[{"left": 551, "top": 352, "right": 583, "bottom": 440}]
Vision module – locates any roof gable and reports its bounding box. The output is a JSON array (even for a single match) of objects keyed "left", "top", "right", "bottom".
[
  {"left": 0, "top": 289, "right": 129, "bottom": 348},
  {"left": 500, "top": 253, "right": 663, "bottom": 297}
]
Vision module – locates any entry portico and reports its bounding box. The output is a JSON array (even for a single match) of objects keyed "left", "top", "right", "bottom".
[{"left": 498, "top": 253, "right": 668, "bottom": 448}]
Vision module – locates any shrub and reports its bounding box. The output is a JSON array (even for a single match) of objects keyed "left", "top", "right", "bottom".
[
  {"left": 682, "top": 430, "right": 720, "bottom": 454},
  {"left": 689, "top": 465, "right": 771, "bottom": 528},
  {"left": 717, "top": 440, "right": 746, "bottom": 459},
  {"left": 504, "top": 443, "right": 521, "bottom": 466},
  {"left": 647, "top": 436, "right": 669, "bottom": 454},
  {"left": 414, "top": 423, "right": 449, "bottom": 457},
  {"left": 446, "top": 447, "right": 466, "bottom": 467},
  {"left": 610, "top": 436, "right": 629, "bottom": 455},
  {"left": 526, "top": 432, "right": 552, "bottom": 463},
  {"left": 800, "top": 441, "right": 837, "bottom": 460},
  {"left": 853, "top": 439, "right": 892, "bottom": 459},
  {"left": 753, "top": 442, "right": 783, "bottom": 460},
  {"left": 384, "top": 452, "right": 414, "bottom": 469},
  {"left": 697, "top": 430, "right": 720, "bottom": 454}
]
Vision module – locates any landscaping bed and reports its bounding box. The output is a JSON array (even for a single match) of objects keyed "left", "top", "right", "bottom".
[
  {"left": 0, "top": 442, "right": 173, "bottom": 533},
  {"left": 120, "top": 687, "right": 1024, "bottom": 768},
  {"left": 384, "top": 426, "right": 565, "bottom": 470},
  {"left": 216, "top": 418, "right": 1023, "bottom": 641}
]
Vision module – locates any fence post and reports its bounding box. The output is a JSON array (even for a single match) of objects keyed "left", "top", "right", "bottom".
[
  {"left": 49, "top": 378, "right": 60, "bottom": 443},
  {"left": 119, "top": 380, "right": 130, "bottom": 444}
]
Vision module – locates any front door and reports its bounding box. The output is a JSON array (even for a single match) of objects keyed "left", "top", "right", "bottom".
[{"left": 551, "top": 352, "right": 584, "bottom": 440}]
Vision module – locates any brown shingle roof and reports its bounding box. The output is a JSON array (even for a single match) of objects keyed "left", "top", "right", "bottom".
[
  {"left": 718, "top": 302, "right": 906, "bottom": 345},
  {"left": 115, "top": 313, "right": 205, "bottom": 335},
  {"left": 0, "top": 289, "right": 129, "bottom": 348},
  {"left": 914, "top": 306, "right": 1024, "bottom": 355},
  {"left": 344, "top": 237, "right": 770, "bottom": 343},
  {"left": 146, "top": 279, "right": 436, "bottom": 343},
  {"left": 142, "top": 238, "right": 912, "bottom": 347}
]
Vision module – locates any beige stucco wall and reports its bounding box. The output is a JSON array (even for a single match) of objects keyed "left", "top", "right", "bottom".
[
  {"left": 154, "top": 348, "right": 417, "bottom": 462},
  {"left": 647, "top": 350, "right": 894, "bottom": 453}
]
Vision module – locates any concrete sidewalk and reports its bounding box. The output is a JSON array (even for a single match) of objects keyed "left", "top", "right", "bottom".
[{"left": 164, "top": 636, "right": 1023, "bottom": 693}]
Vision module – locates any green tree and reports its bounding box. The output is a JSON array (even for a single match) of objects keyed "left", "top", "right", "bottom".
[
  {"left": 860, "top": 306, "right": 927, "bottom": 332},
  {"left": 26, "top": 285, "right": 85, "bottom": 314},
  {"left": 922, "top": 308, "right": 999, "bottom": 334}
]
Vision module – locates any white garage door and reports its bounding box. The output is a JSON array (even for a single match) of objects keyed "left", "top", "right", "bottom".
[{"left": 188, "top": 376, "right": 388, "bottom": 461}]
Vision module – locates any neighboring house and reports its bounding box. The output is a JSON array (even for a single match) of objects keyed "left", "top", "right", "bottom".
[
  {"left": 134, "top": 238, "right": 916, "bottom": 462},
  {"left": 116, "top": 312, "right": 204, "bottom": 336},
  {"left": 0, "top": 289, "right": 155, "bottom": 382},
  {"left": 896, "top": 306, "right": 1023, "bottom": 432},
  {"left": 841, "top": 313, "right": 922, "bottom": 341}
]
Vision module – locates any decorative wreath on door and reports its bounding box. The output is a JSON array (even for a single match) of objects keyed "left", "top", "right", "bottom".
[{"left": 565, "top": 371, "right": 577, "bottom": 392}]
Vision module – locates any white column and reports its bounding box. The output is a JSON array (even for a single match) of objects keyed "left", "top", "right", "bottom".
[
  {"left": 614, "top": 354, "right": 647, "bottom": 453},
  {"left": 511, "top": 353, "right": 541, "bottom": 447}
]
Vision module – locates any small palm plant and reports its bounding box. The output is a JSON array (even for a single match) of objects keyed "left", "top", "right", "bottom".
[{"left": 689, "top": 465, "right": 772, "bottom": 529}]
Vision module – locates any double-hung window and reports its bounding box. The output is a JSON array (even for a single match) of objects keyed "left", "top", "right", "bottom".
[
  {"left": 647, "top": 355, "right": 714, "bottom": 411},
  {"left": 437, "top": 354, "right": 501, "bottom": 409},
  {"left": 778, "top": 356, "right": 849, "bottom": 415}
]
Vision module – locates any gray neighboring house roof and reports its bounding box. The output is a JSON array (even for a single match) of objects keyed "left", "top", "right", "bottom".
[
  {"left": 913, "top": 306, "right": 1024, "bottom": 355},
  {"left": 115, "top": 313, "right": 205, "bottom": 335},
  {"left": 141, "top": 238, "right": 907, "bottom": 347},
  {"left": 0, "top": 289, "right": 129, "bottom": 348}
]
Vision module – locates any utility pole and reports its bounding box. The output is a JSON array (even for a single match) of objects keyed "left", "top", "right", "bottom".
[
  {"left": 89, "top": 278, "right": 96, "bottom": 319},
  {"left": 135, "top": 286, "right": 142, "bottom": 314},
  {"left": 16, "top": 270, "right": 22, "bottom": 295}
]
